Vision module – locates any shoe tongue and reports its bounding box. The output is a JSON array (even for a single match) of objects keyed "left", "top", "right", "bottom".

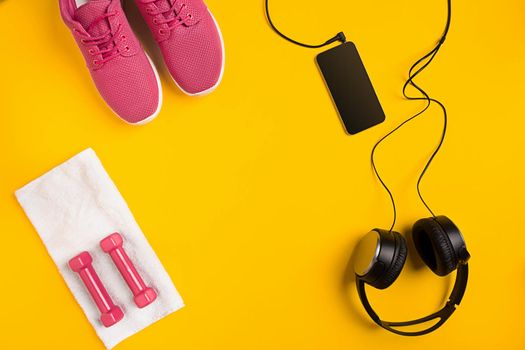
[{"left": 74, "top": 0, "right": 112, "bottom": 37}]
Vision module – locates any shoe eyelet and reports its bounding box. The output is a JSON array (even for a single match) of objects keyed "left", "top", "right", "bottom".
[
  {"left": 153, "top": 18, "right": 158, "bottom": 24},
  {"left": 159, "top": 29, "right": 166, "bottom": 35},
  {"left": 88, "top": 49, "right": 96, "bottom": 55},
  {"left": 124, "top": 46, "right": 130, "bottom": 51},
  {"left": 93, "top": 60, "right": 99, "bottom": 65},
  {"left": 187, "top": 14, "right": 193, "bottom": 19},
  {"left": 120, "top": 35, "right": 126, "bottom": 41},
  {"left": 80, "top": 39, "right": 87, "bottom": 44}
]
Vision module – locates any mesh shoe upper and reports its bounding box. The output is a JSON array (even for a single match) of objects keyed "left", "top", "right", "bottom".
[
  {"left": 59, "top": 0, "right": 161, "bottom": 124},
  {"left": 136, "top": 0, "right": 224, "bottom": 95}
]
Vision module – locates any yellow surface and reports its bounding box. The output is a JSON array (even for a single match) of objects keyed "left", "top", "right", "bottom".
[{"left": 1, "top": 0, "right": 524, "bottom": 348}]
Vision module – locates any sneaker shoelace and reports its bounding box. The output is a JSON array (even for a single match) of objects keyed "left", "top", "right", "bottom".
[
  {"left": 140, "top": 0, "right": 193, "bottom": 33},
  {"left": 75, "top": 11, "right": 124, "bottom": 66}
]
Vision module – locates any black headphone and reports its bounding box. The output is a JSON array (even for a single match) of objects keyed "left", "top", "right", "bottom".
[
  {"left": 354, "top": 216, "right": 470, "bottom": 336},
  {"left": 353, "top": 0, "right": 470, "bottom": 336}
]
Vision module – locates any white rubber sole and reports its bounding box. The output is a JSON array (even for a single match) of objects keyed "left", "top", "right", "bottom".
[
  {"left": 124, "top": 54, "right": 163, "bottom": 126},
  {"left": 168, "top": 10, "right": 225, "bottom": 97}
]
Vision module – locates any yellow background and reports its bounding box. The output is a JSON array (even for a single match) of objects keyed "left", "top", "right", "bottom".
[{"left": 1, "top": 0, "right": 524, "bottom": 348}]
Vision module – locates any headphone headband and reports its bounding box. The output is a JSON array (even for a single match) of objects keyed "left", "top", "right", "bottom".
[{"left": 355, "top": 263, "right": 468, "bottom": 336}]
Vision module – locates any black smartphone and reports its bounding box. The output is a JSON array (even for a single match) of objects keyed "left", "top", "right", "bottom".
[{"left": 316, "top": 42, "right": 385, "bottom": 135}]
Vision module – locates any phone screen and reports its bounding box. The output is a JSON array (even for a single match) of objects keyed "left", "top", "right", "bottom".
[{"left": 316, "top": 42, "right": 385, "bottom": 135}]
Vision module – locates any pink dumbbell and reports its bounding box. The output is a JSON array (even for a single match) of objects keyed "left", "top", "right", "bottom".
[
  {"left": 69, "top": 252, "right": 124, "bottom": 327},
  {"left": 100, "top": 232, "right": 157, "bottom": 308}
]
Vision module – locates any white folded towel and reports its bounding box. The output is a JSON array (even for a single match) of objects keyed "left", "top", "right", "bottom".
[{"left": 15, "top": 148, "right": 184, "bottom": 349}]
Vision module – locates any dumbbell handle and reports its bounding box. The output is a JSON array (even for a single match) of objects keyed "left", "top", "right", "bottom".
[
  {"left": 78, "top": 264, "right": 116, "bottom": 313},
  {"left": 108, "top": 247, "right": 148, "bottom": 295}
]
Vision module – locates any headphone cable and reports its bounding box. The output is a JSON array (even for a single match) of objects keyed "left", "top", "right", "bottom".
[
  {"left": 372, "top": 0, "right": 452, "bottom": 232},
  {"left": 264, "top": 0, "right": 347, "bottom": 48}
]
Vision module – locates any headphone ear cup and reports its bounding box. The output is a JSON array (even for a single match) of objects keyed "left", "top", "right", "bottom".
[
  {"left": 412, "top": 217, "right": 457, "bottom": 276},
  {"left": 372, "top": 232, "right": 407, "bottom": 289}
]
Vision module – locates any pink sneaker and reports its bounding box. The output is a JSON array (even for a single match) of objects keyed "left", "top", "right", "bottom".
[
  {"left": 59, "top": 0, "right": 162, "bottom": 124},
  {"left": 135, "top": 0, "right": 224, "bottom": 95}
]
